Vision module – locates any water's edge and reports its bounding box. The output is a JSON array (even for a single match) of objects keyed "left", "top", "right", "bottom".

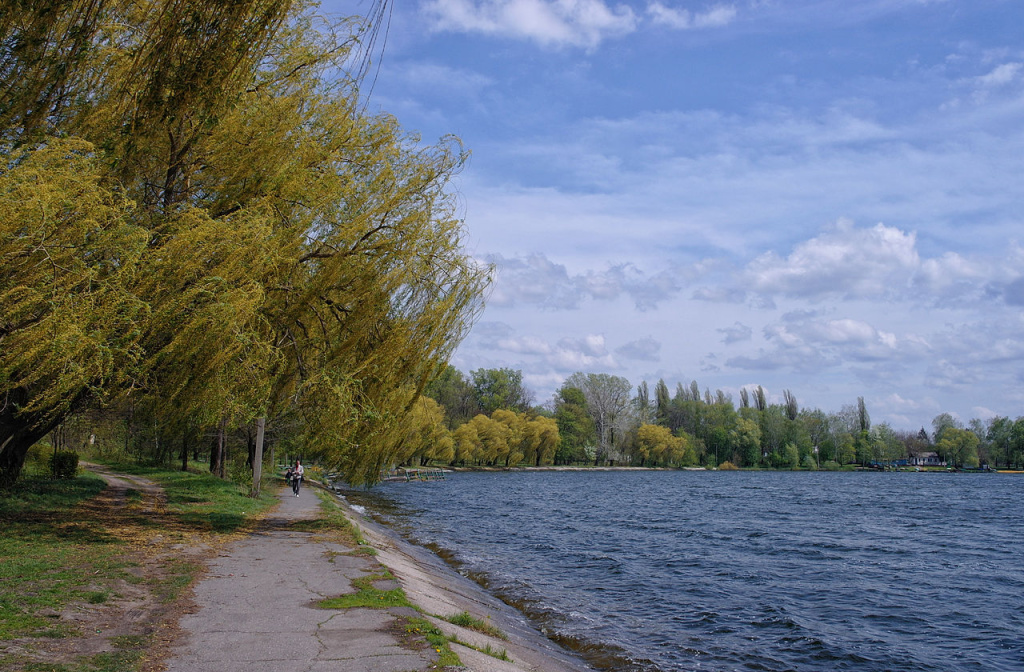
[{"left": 330, "top": 486, "right": 605, "bottom": 671}]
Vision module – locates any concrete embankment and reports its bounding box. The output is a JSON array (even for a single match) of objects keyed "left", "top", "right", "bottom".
[
  {"left": 331, "top": 486, "right": 595, "bottom": 672},
  {"left": 166, "top": 483, "right": 593, "bottom": 672}
]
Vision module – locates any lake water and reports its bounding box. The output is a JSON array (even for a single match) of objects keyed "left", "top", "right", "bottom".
[{"left": 345, "top": 470, "right": 1024, "bottom": 672}]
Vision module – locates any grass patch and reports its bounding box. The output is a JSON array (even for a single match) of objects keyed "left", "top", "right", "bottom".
[
  {"left": 444, "top": 611, "right": 508, "bottom": 640},
  {"left": 152, "top": 558, "right": 201, "bottom": 604},
  {"left": 480, "top": 642, "right": 511, "bottom": 661},
  {"left": 100, "top": 462, "right": 277, "bottom": 533},
  {"left": 291, "top": 490, "right": 376, "bottom": 555},
  {"left": 1, "top": 461, "right": 276, "bottom": 672},
  {"left": 404, "top": 617, "right": 462, "bottom": 667},
  {"left": 85, "top": 591, "right": 109, "bottom": 605},
  {"left": 0, "top": 475, "right": 127, "bottom": 640},
  {"left": 318, "top": 570, "right": 410, "bottom": 609}
]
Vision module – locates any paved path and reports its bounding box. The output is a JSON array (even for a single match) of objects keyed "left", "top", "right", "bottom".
[
  {"left": 166, "top": 486, "right": 437, "bottom": 672},
  {"left": 165, "top": 484, "right": 593, "bottom": 672}
]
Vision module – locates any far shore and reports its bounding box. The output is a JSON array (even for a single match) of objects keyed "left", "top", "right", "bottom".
[{"left": 400, "top": 465, "right": 1015, "bottom": 474}]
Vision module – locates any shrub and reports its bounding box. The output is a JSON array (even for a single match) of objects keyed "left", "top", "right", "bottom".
[
  {"left": 822, "top": 460, "right": 842, "bottom": 471},
  {"left": 718, "top": 461, "right": 739, "bottom": 470},
  {"left": 50, "top": 450, "right": 80, "bottom": 479}
]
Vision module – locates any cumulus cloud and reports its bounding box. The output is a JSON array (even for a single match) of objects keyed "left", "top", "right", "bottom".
[
  {"left": 718, "top": 322, "right": 752, "bottom": 344},
  {"left": 975, "top": 62, "right": 1022, "bottom": 88},
  {"left": 422, "top": 0, "right": 638, "bottom": 49},
  {"left": 768, "top": 317, "right": 930, "bottom": 362},
  {"left": 486, "top": 253, "right": 684, "bottom": 310},
  {"left": 736, "top": 221, "right": 1015, "bottom": 306},
  {"left": 745, "top": 220, "right": 919, "bottom": 301},
  {"left": 470, "top": 326, "right": 620, "bottom": 374},
  {"left": 486, "top": 254, "right": 582, "bottom": 309},
  {"left": 724, "top": 312, "right": 932, "bottom": 375},
  {"left": 880, "top": 392, "right": 927, "bottom": 414},
  {"left": 550, "top": 334, "right": 618, "bottom": 369},
  {"left": 616, "top": 336, "right": 662, "bottom": 361},
  {"left": 915, "top": 251, "right": 988, "bottom": 298},
  {"left": 647, "top": 2, "right": 737, "bottom": 29},
  {"left": 495, "top": 335, "right": 554, "bottom": 355}
]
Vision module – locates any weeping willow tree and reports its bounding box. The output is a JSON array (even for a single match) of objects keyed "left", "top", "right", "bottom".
[{"left": 0, "top": 0, "right": 489, "bottom": 487}]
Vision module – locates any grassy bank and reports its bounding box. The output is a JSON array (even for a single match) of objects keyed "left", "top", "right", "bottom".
[{"left": 0, "top": 463, "right": 278, "bottom": 672}]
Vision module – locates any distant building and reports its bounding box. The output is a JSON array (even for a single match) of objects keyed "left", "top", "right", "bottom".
[{"left": 909, "top": 452, "right": 945, "bottom": 467}]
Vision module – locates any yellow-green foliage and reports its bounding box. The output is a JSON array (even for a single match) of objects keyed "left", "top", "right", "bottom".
[{"left": 0, "top": 1, "right": 489, "bottom": 487}]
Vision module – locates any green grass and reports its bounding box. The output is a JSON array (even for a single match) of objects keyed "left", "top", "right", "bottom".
[
  {"left": 0, "top": 462, "right": 278, "bottom": 672},
  {"left": 290, "top": 490, "right": 376, "bottom": 555},
  {"left": 444, "top": 610, "right": 508, "bottom": 640},
  {"left": 318, "top": 570, "right": 411, "bottom": 609},
  {"left": 0, "top": 475, "right": 125, "bottom": 639},
  {"left": 99, "top": 462, "right": 277, "bottom": 533},
  {"left": 403, "top": 617, "right": 462, "bottom": 667}
]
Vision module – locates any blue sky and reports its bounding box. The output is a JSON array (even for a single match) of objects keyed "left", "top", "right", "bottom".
[{"left": 324, "top": 0, "right": 1024, "bottom": 431}]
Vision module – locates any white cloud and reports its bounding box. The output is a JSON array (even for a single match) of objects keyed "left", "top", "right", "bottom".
[
  {"left": 971, "top": 405, "right": 999, "bottom": 422},
  {"left": 422, "top": 0, "right": 637, "bottom": 49},
  {"left": 745, "top": 221, "right": 920, "bottom": 301},
  {"left": 550, "top": 334, "right": 618, "bottom": 369},
  {"left": 616, "top": 336, "right": 662, "bottom": 361},
  {"left": 718, "top": 321, "right": 752, "bottom": 344},
  {"left": 975, "top": 62, "right": 1022, "bottom": 88},
  {"left": 496, "top": 335, "right": 554, "bottom": 354},
  {"left": 486, "top": 253, "right": 685, "bottom": 310},
  {"left": 646, "top": 2, "right": 737, "bottom": 29},
  {"left": 487, "top": 253, "right": 582, "bottom": 309}
]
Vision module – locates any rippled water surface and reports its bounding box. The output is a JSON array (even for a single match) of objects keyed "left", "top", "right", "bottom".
[{"left": 347, "top": 471, "right": 1024, "bottom": 671}]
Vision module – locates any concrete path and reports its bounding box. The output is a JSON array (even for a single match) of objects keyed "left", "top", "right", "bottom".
[
  {"left": 165, "top": 484, "right": 593, "bottom": 672},
  {"left": 166, "top": 486, "right": 437, "bottom": 672}
]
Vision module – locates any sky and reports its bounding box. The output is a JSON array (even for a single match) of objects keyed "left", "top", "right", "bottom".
[{"left": 323, "top": 0, "right": 1024, "bottom": 432}]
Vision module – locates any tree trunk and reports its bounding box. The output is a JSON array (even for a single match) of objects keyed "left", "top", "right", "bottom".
[
  {"left": 0, "top": 417, "right": 59, "bottom": 487},
  {"left": 218, "top": 421, "right": 227, "bottom": 479},
  {"left": 209, "top": 432, "right": 219, "bottom": 473},
  {"left": 251, "top": 417, "right": 265, "bottom": 498}
]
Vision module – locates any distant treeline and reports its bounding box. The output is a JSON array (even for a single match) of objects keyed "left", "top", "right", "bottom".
[{"left": 418, "top": 366, "right": 1024, "bottom": 471}]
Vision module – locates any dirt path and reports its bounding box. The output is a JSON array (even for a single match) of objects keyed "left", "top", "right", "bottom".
[{"left": 1, "top": 464, "right": 214, "bottom": 672}]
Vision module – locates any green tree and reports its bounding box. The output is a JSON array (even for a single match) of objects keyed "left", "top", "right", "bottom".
[
  {"left": 394, "top": 396, "right": 453, "bottom": 467},
  {"left": 730, "top": 415, "right": 761, "bottom": 467},
  {"left": 553, "top": 386, "right": 595, "bottom": 464},
  {"left": 471, "top": 368, "right": 533, "bottom": 415},
  {"left": 424, "top": 365, "right": 479, "bottom": 429},
  {"left": 0, "top": 1, "right": 489, "bottom": 487},
  {"left": 1010, "top": 418, "right": 1024, "bottom": 469},
  {"left": 987, "top": 416, "right": 1014, "bottom": 469},
  {"left": 565, "top": 372, "right": 632, "bottom": 465},
  {"left": 931, "top": 413, "right": 961, "bottom": 445},
  {"left": 0, "top": 140, "right": 148, "bottom": 486},
  {"left": 936, "top": 427, "right": 980, "bottom": 469},
  {"left": 654, "top": 378, "right": 671, "bottom": 425}
]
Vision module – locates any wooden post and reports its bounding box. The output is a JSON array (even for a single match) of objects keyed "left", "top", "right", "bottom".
[{"left": 251, "top": 417, "right": 265, "bottom": 498}]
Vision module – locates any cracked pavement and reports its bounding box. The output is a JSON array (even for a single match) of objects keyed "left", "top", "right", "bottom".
[
  {"left": 165, "top": 486, "right": 437, "bottom": 672},
  {"left": 165, "top": 484, "right": 592, "bottom": 672}
]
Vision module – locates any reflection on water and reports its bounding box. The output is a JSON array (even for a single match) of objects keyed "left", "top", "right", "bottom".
[{"left": 346, "top": 471, "right": 1024, "bottom": 672}]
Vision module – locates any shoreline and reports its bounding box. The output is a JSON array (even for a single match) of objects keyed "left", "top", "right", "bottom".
[{"left": 328, "top": 485, "right": 598, "bottom": 672}]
